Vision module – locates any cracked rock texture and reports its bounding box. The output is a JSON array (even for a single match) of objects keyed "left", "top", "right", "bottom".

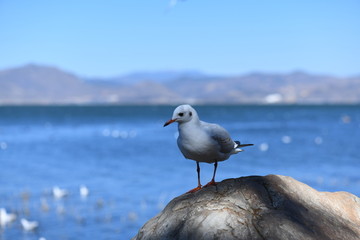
[{"left": 133, "top": 175, "right": 360, "bottom": 240}]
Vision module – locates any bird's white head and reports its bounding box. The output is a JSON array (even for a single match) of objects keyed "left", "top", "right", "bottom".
[{"left": 164, "top": 104, "right": 198, "bottom": 127}]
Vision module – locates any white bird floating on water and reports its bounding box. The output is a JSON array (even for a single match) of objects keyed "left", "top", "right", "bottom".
[
  {"left": 80, "top": 185, "right": 89, "bottom": 198},
  {"left": 164, "top": 104, "right": 253, "bottom": 193},
  {"left": 52, "top": 186, "right": 68, "bottom": 199},
  {"left": 0, "top": 208, "right": 17, "bottom": 227},
  {"left": 20, "top": 218, "right": 39, "bottom": 231}
]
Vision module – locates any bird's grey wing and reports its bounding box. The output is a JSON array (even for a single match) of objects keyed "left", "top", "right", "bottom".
[{"left": 202, "top": 122, "right": 235, "bottom": 153}]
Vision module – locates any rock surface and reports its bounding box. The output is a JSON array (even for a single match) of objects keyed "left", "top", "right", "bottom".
[{"left": 133, "top": 175, "right": 360, "bottom": 240}]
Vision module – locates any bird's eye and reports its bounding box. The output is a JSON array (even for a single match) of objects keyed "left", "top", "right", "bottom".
[
  {"left": 178, "top": 112, "right": 184, "bottom": 117},
  {"left": 189, "top": 112, "right": 192, "bottom": 116}
]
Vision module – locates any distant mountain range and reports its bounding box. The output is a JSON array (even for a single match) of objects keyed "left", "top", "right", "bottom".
[{"left": 0, "top": 64, "right": 359, "bottom": 105}]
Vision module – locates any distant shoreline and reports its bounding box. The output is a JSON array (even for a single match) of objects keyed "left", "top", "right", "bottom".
[{"left": 1, "top": 65, "right": 360, "bottom": 106}]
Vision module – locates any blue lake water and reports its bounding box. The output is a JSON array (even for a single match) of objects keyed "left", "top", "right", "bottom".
[{"left": 0, "top": 105, "right": 359, "bottom": 239}]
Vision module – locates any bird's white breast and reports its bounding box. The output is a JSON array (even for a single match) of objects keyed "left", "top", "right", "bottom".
[{"left": 177, "top": 122, "right": 227, "bottom": 163}]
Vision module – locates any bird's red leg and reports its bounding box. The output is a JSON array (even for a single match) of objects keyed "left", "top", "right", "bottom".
[
  {"left": 187, "top": 162, "right": 202, "bottom": 193},
  {"left": 203, "top": 161, "right": 218, "bottom": 188}
]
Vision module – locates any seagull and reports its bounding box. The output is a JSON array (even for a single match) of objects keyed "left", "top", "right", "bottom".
[
  {"left": 0, "top": 208, "right": 17, "bottom": 227},
  {"left": 164, "top": 104, "right": 253, "bottom": 193},
  {"left": 20, "top": 218, "right": 39, "bottom": 231},
  {"left": 52, "top": 186, "right": 68, "bottom": 199},
  {"left": 80, "top": 185, "right": 89, "bottom": 198}
]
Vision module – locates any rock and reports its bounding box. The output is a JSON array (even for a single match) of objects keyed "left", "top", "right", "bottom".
[{"left": 133, "top": 175, "right": 360, "bottom": 240}]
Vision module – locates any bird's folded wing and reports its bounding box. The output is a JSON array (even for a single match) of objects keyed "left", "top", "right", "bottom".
[{"left": 202, "top": 122, "right": 234, "bottom": 153}]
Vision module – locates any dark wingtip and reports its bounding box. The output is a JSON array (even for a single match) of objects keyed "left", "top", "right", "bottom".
[{"left": 235, "top": 141, "right": 254, "bottom": 148}]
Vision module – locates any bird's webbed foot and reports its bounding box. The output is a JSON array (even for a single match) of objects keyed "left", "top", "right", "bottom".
[
  {"left": 203, "top": 179, "right": 217, "bottom": 188},
  {"left": 186, "top": 185, "right": 202, "bottom": 193}
]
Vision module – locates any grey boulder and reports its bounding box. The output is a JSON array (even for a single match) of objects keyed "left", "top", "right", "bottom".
[{"left": 133, "top": 175, "right": 360, "bottom": 240}]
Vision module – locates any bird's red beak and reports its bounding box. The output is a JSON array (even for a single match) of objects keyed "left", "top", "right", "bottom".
[{"left": 164, "top": 119, "right": 176, "bottom": 127}]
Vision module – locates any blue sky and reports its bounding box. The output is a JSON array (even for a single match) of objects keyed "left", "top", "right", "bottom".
[{"left": 0, "top": 0, "right": 359, "bottom": 77}]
